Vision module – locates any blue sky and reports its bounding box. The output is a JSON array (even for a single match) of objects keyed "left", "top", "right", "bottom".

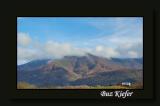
[{"left": 17, "top": 17, "right": 143, "bottom": 65}]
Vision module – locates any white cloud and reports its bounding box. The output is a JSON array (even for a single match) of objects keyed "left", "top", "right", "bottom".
[
  {"left": 96, "top": 45, "right": 103, "bottom": 52},
  {"left": 86, "top": 18, "right": 143, "bottom": 58},
  {"left": 18, "top": 32, "right": 31, "bottom": 46},
  {"left": 17, "top": 60, "right": 28, "bottom": 65},
  {"left": 17, "top": 47, "right": 42, "bottom": 64},
  {"left": 17, "top": 19, "right": 143, "bottom": 65},
  {"left": 44, "top": 41, "right": 119, "bottom": 59},
  {"left": 116, "top": 42, "right": 143, "bottom": 58},
  {"left": 17, "top": 36, "right": 142, "bottom": 65},
  {"left": 128, "top": 51, "right": 138, "bottom": 58},
  {"left": 18, "top": 39, "right": 119, "bottom": 60},
  {"left": 44, "top": 41, "right": 85, "bottom": 58},
  {"left": 94, "top": 45, "right": 119, "bottom": 58}
]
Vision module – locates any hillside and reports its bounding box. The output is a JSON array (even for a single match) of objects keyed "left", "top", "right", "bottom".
[{"left": 17, "top": 53, "right": 143, "bottom": 89}]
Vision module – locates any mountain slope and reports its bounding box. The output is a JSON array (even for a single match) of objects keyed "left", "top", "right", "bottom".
[
  {"left": 18, "top": 59, "right": 51, "bottom": 71},
  {"left": 17, "top": 54, "right": 143, "bottom": 88}
]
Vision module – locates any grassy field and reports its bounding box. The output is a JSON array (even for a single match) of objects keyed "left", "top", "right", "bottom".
[
  {"left": 17, "top": 82, "right": 37, "bottom": 89},
  {"left": 17, "top": 82, "right": 143, "bottom": 89}
]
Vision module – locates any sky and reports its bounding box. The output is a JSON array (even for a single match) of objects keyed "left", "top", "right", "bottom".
[{"left": 17, "top": 17, "right": 143, "bottom": 65}]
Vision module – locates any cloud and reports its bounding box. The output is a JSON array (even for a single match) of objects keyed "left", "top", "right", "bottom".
[
  {"left": 44, "top": 41, "right": 119, "bottom": 59},
  {"left": 83, "top": 31, "right": 143, "bottom": 58},
  {"left": 88, "top": 17, "right": 142, "bottom": 33},
  {"left": 18, "top": 32, "right": 32, "bottom": 46},
  {"left": 17, "top": 35, "right": 142, "bottom": 65},
  {"left": 86, "top": 17, "right": 143, "bottom": 58},
  {"left": 94, "top": 45, "right": 119, "bottom": 58},
  {"left": 128, "top": 51, "right": 138, "bottom": 58},
  {"left": 17, "top": 18, "right": 143, "bottom": 64},
  {"left": 17, "top": 47, "right": 46, "bottom": 65},
  {"left": 116, "top": 42, "right": 143, "bottom": 58},
  {"left": 44, "top": 41, "right": 86, "bottom": 58},
  {"left": 18, "top": 38, "right": 121, "bottom": 65},
  {"left": 96, "top": 45, "right": 103, "bottom": 52},
  {"left": 17, "top": 47, "right": 38, "bottom": 65}
]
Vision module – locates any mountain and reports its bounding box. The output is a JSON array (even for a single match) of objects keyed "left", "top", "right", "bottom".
[
  {"left": 18, "top": 59, "right": 51, "bottom": 71},
  {"left": 17, "top": 53, "right": 143, "bottom": 87},
  {"left": 111, "top": 58, "right": 143, "bottom": 69}
]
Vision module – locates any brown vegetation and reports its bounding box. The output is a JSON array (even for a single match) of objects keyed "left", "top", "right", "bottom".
[{"left": 17, "top": 82, "right": 37, "bottom": 89}]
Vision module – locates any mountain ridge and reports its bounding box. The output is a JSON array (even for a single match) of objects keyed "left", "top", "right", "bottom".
[{"left": 17, "top": 53, "right": 143, "bottom": 88}]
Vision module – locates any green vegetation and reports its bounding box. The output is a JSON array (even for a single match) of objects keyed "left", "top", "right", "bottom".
[{"left": 54, "top": 60, "right": 70, "bottom": 69}]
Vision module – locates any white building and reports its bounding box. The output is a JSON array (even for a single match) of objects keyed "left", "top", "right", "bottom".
[{"left": 121, "top": 82, "right": 131, "bottom": 86}]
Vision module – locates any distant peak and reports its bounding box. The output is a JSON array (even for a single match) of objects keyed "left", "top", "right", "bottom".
[{"left": 86, "top": 53, "right": 96, "bottom": 57}]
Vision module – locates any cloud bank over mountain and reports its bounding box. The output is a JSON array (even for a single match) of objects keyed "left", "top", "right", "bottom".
[{"left": 17, "top": 17, "right": 143, "bottom": 65}]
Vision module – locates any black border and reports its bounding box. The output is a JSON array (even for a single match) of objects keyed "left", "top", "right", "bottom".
[{"left": 11, "top": 9, "right": 154, "bottom": 100}]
